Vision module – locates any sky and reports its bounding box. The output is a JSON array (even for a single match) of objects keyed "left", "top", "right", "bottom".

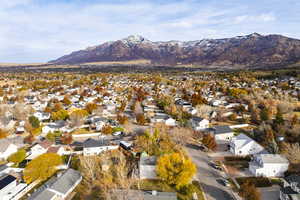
[{"left": 0, "top": 0, "right": 299, "bottom": 63}]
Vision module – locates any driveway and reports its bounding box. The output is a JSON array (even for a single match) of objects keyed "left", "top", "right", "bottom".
[
  {"left": 259, "top": 185, "right": 280, "bottom": 200},
  {"left": 186, "top": 144, "right": 237, "bottom": 200}
]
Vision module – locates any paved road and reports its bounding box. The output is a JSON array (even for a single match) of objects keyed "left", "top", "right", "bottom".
[{"left": 186, "top": 144, "right": 236, "bottom": 200}]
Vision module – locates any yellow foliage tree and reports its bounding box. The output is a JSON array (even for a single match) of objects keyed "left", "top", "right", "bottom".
[
  {"left": 156, "top": 153, "right": 196, "bottom": 189},
  {"left": 23, "top": 153, "right": 62, "bottom": 184}
]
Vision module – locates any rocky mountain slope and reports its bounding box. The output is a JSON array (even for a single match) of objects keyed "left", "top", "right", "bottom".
[{"left": 50, "top": 33, "right": 300, "bottom": 67}]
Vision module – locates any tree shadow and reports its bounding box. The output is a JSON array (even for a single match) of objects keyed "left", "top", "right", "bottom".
[{"left": 201, "top": 182, "right": 235, "bottom": 200}]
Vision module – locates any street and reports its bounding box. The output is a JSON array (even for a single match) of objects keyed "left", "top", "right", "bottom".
[{"left": 186, "top": 144, "right": 236, "bottom": 200}]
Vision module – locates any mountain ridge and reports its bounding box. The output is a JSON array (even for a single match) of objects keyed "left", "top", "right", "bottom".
[{"left": 50, "top": 33, "right": 300, "bottom": 68}]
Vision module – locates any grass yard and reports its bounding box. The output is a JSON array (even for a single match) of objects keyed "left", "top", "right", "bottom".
[{"left": 136, "top": 179, "right": 205, "bottom": 200}]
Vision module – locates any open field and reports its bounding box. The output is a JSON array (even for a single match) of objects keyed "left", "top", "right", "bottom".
[
  {"left": 0, "top": 63, "right": 45, "bottom": 67},
  {"left": 81, "top": 59, "right": 152, "bottom": 66}
]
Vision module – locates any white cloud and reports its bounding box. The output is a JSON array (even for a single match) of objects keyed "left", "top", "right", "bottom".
[
  {"left": 234, "top": 13, "right": 276, "bottom": 24},
  {"left": 0, "top": 0, "right": 297, "bottom": 63}
]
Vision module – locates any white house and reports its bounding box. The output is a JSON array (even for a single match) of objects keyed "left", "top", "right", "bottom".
[
  {"left": 229, "top": 134, "right": 265, "bottom": 156},
  {"left": 212, "top": 126, "right": 234, "bottom": 143},
  {"left": 189, "top": 117, "right": 209, "bottom": 131},
  {"left": 28, "top": 168, "right": 82, "bottom": 200},
  {"left": 139, "top": 154, "right": 157, "bottom": 179},
  {"left": 249, "top": 154, "right": 289, "bottom": 177},
  {"left": 34, "top": 111, "right": 51, "bottom": 121},
  {"left": 27, "top": 140, "right": 53, "bottom": 160},
  {"left": 0, "top": 174, "right": 18, "bottom": 197},
  {"left": 0, "top": 137, "right": 24, "bottom": 160},
  {"left": 83, "top": 138, "right": 118, "bottom": 156}
]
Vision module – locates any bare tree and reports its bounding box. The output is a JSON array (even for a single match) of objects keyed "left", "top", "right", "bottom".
[{"left": 282, "top": 143, "right": 300, "bottom": 164}]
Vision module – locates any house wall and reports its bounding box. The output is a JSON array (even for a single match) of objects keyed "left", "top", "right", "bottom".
[
  {"left": 83, "top": 145, "right": 118, "bottom": 156},
  {"left": 0, "top": 144, "right": 18, "bottom": 160},
  {"left": 215, "top": 132, "right": 234, "bottom": 143},
  {"left": 250, "top": 163, "right": 289, "bottom": 177}
]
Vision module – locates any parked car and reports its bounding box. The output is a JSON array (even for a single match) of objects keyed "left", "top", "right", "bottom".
[
  {"left": 217, "top": 178, "right": 230, "bottom": 187},
  {"left": 199, "top": 144, "right": 208, "bottom": 152},
  {"left": 113, "top": 131, "right": 124, "bottom": 136},
  {"left": 209, "top": 162, "right": 223, "bottom": 171}
]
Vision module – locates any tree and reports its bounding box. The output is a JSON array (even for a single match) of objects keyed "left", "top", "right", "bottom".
[
  {"left": 23, "top": 153, "right": 62, "bottom": 184},
  {"left": 291, "top": 114, "right": 298, "bottom": 127},
  {"left": 8, "top": 149, "right": 26, "bottom": 164},
  {"left": 191, "top": 92, "right": 207, "bottom": 106},
  {"left": 156, "top": 153, "right": 196, "bottom": 189},
  {"left": 274, "top": 111, "right": 284, "bottom": 125},
  {"left": 117, "top": 115, "right": 128, "bottom": 125},
  {"left": 0, "top": 129, "right": 8, "bottom": 139},
  {"left": 70, "top": 109, "right": 88, "bottom": 128},
  {"left": 51, "top": 109, "right": 69, "bottom": 121},
  {"left": 102, "top": 124, "right": 113, "bottom": 135},
  {"left": 239, "top": 181, "right": 261, "bottom": 200},
  {"left": 29, "top": 116, "right": 40, "bottom": 128},
  {"left": 281, "top": 143, "right": 300, "bottom": 164},
  {"left": 260, "top": 107, "right": 271, "bottom": 121},
  {"left": 62, "top": 96, "right": 72, "bottom": 105},
  {"left": 61, "top": 134, "right": 73, "bottom": 145},
  {"left": 133, "top": 101, "right": 143, "bottom": 115},
  {"left": 202, "top": 134, "right": 217, "bottom": 150},
  {"left": 85, "top": 103, "right": 98, "bottom": 114},
  {"left": 136, "top": 113, "right": 146, "bottom": 125}
]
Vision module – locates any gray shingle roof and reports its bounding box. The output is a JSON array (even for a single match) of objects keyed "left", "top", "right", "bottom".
[
  {"left": 213, "top": 126, "right": 233, "bottom": 134},
  {"left": 0, "top": 136, "right": 24, "bottom": 152},
  {"left": 28, "top": 169, "right": 82, "bottom": 200},
  {"left": 28, "top": 189, "right": 56, "bottom": 200},
  {"left": 49, "top": 168, "right": 82, "bottom": 195},
  {"left": 83, "top": 138, "right": 110, "bottom": 148}
]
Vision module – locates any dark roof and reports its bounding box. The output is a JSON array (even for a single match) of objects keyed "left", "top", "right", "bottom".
[
  {"left": 191, "top": 117, "right": 205, "bottom": 122},
  {"left": 213, "top": 126, "right": 233, "bottom": 134},
  {"left": 0, "top": 165, "right": 8, "bottom": 173},
  {"left": 83, "top": 138, "right": 109, "bottom": 148},
  {"left": 280, "top": 186, "right": 298, "bottom": 195},
  {"left": 0, "top": 174, "right": 16, "bottom": 190},
  {"left": 285, "top": 175, "right": 300, "bottom": 185}
]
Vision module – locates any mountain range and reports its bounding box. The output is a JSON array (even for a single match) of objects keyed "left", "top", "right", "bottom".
[{"left": 50, "top": 33, "right": 300, "bottom": 68}]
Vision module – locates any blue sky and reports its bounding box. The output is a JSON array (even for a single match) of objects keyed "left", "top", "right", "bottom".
[{"left": 0, "top": 0, "right": 299, "bottom": 63}]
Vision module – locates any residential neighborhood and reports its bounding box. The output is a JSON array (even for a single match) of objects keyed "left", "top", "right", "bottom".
[{"left": 0, "top": 70, "right": 299, "bottom": 200}]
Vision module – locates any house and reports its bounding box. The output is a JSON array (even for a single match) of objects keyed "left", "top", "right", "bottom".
[
  {"left": 280, "top": 175, "right": 300, "bottom": 200},
  {"left": 111, "top": 189, "right": 178, "bottom": 200},
  {"left": 139, "top": 154, "right": 157, "bottom": 179},
  {"left": 151, "top": 115, "right": 176, "bottom": 126},
  {"left": 27, "top": 140, "right": 53, "bottom": 160},
  {"left": 0, "top": 173, "right": 27, "bottom": 200},
  {"left": 249, "top": 154, "right": 289, "bottom": 177},
  {"left": 212, "top": 126, "right": 234, "bottom": 143},
  {"left": 34, "top": 111, "right": 51, "bottom": 121},
  {"left": 28, "top": 168, "right": 82, "bottom": 200},
  {"left": 0, "top": 137, "right": 24, "bottom": 160},
  {"left": 0, "top": 174, "right": 18, "bottom": 197},
  {"left": 189, "top": 117, "right": 209, "bottom": 131},
  {"left": 83, "top": 138, "right": 118, "bottom": 156},
  {"left": 229, "top": 134, "right": 265, "bottom": 156},
  {"left": 47, "top": 146, "right": 72, "bottom": 156},
  {"left": 42, "top": 120, "right": 69, "bottom": 135}
]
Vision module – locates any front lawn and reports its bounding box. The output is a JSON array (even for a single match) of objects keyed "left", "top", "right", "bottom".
[{"left": 135, "top": 179, "right": 205, "bottom": 200}]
